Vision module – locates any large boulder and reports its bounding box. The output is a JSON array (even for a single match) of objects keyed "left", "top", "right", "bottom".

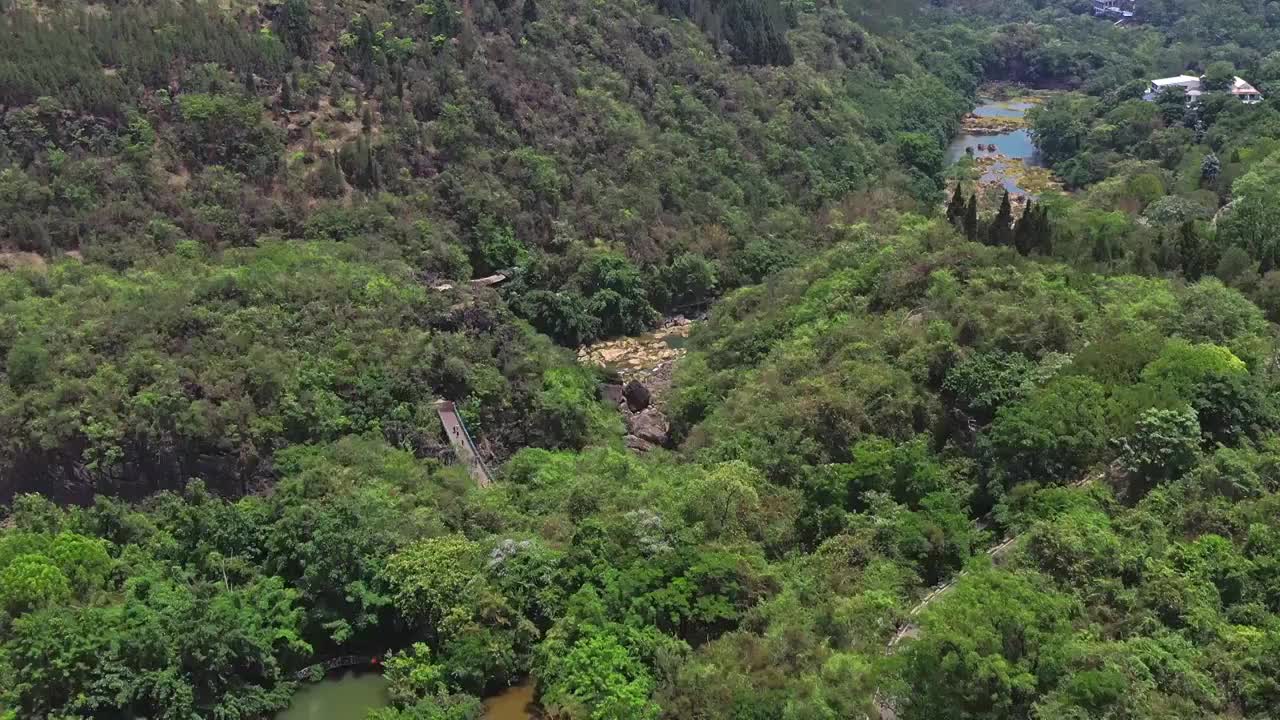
[
  {"left": 599, "top": 383, "right": 625, "bottom": 407},
  {"left": 623, "top": 380, "right": 651, "bottom": 412},
  {"left": 626, "top": 435, "right": 658, "bottom": 452},
  {"left": 626, "top": 408, "right": 668, "bottom": 446}
]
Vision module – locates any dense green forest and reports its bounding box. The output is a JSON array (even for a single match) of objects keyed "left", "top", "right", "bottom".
[{"left": 5, "top": 0, "right": 1280, "bottom": 719}]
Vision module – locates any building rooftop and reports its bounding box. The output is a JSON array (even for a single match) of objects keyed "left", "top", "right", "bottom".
[
  {"left": 1232, "top": 77, "right": 1261, "bottom": 95},
  {"left": 1151, "top": 75, "right": 1201, "bottom": 87}
]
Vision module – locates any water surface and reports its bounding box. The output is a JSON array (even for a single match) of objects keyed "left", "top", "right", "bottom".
[
  {"left": 971, "top": 100, "right": 1037, "bottom": 118},
  {"left": 275, "top": 672, "right": 389, "bottom": 720},
  {"left": 483, "top": 683, "right": 538, "bottom": 720},
  {"left": 944, "top": 99, "right": 1045, "bottom": 195}
]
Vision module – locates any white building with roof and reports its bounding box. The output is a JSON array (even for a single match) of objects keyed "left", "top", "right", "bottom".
[
  {"left": 1093, "top": 0, "right": 1136, "bottom": 20},
  {"left": 1144, "top": 74, "right": 1263, "bottom": 104},
  {"left": 1231, "top": 76, "right": 1264, "bottom": 104}
]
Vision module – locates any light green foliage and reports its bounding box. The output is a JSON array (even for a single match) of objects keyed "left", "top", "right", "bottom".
[
  {"left": 382, "top": 535, "right": 483, "bottom": 636},
  {"left": 3, "top": 574, "right": 307, "bottom": 719},
  {"left": 682, "top": 461, "right": 764, "bottom": 540},
  {"left": 0, "top": 554, "right": 72, "bottom": 615},
  {"left": 4, "top": 3, "right": 1280, "bottom": 720},
  {"left": 1140, "top": 339, "right": 1246, "bottom": 397},
  {"left": 367, "top": 695, "right": 483, "bottom": 720},
  {"left": 897, "top": 569, "right": 1080, "bottom": 720},
  {"left": 383, "top": 643, "right": 450, "bottom": 703},
  {"left": 988, "top": 376, "right": 1111, "bottom": 485},
  {"left": 540, "top": 633, "right": 660, "bottom": 720},
  {"left": 535, "top": 367, "right": 622, "bottom": 450}
]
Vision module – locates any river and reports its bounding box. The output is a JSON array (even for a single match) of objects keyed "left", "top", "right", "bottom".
[
  {"left": 943, "top": 96, "right": 1055, "bottom": 198},
  {"left": 273, "top": 674, "right": 537, "bottom": 720},
  {"left": 274, "top": 672, "right": 389, "bottom": 720}
]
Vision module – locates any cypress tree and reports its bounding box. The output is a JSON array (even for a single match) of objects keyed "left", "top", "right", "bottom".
[
  {"left": 1034, "top": 205, "right": 1053, "bottom": 256},
  {"left": 988, "top": 191, "right": 1014, "bottom": 247},
  {"left": 946, "top": 183, "right": 966, "bottom": 228},
  {"left": 523, "top": 0, "right": 539, "bottom": 24},
  {"left": 280, "top": 74, "right": 293, "bottom": 110},
  {"left": 963, "top": 194, "right": 979, "bottom": 242},
  {"left": 1178, "top": 221, "right": 1204, "bottom": 280},
  {"left": 1014, "top": 199, "right": 1034, "bottom": 256}
]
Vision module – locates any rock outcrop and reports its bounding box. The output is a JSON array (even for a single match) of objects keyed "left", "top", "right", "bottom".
[
  {"left": 624, "top": 381, "right": 651, "bottom": 412},
  {"left": 626, "top": 408, "right": 670, "bottom": 448}
]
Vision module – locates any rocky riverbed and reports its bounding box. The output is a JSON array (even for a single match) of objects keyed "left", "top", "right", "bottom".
[
  {"left": 578, "top": 317, "right": 693, "bottom": 401},
  {"left": 578, "top": 317, "right": 696, "bottom": 452}
]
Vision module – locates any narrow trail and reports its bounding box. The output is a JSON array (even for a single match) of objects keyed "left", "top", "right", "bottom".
[
  {"left": 435, "top": 400, "right": 493, "bottom": 488},
  {"left": 877, "top": 471, "right": 1101, "bottom": 718}
]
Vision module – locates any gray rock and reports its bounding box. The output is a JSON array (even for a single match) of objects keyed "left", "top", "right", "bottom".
[
  {"left": 599, "top": 383, "right": 626, "bottom": 407},
  {"left": 625, "top": 435, "right": 657, "bottom": 452},
  {"left": 626, "top": 408, "right": 668, "bottom": 445}
]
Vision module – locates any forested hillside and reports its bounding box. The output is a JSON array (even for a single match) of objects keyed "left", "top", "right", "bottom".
[
  {"left": 4, "top": 0, "right": 1280, "bottom": 719},
  {"left": 1, "top": 0, "right": 975, "bottom": 339},
  {"left": 0, "top": 0, "right": 980, "bottom": 500}
]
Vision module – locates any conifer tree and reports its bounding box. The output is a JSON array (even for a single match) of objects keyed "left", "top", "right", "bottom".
[
  {"left": 988, "top": 191, "right": 1014, "bottom": 247},
  {"left": 1014, "top": 199, "right": 1035, "bottom": 256},
  {"left": 1201, "top": 152, "right": 1221, "bottom": 184},
  {"left": 946, "top": 183, "right": 966, "bottom": 228},
  {"left": 523, "top": 0, "right": 539, "bottom": 24},
  {"left": 1178, "top": 221, "right": 1208, "bottom": 280},
  {"left": 963, "top": 194, "right": 979, "bottom": 242},
  {"left": 280, "top": 74, "right": 293, "bottom": 110},
  {"left": 1034, "top": 205, "right": 1053, "bottom": 255}
]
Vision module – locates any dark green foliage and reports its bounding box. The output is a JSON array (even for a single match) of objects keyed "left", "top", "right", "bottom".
[
  {"left": 176, "top": 93, "right": 283, "bottom": 180},
  {"left": 963, "top": 194, "right": 979, "bottom": 241},
  {"left": 987, "top": 190, "right": 1014, "bottom": 247},
  {"left": 1013, "top": 200, "right": 1050, "bottom": 256},
  {"left": 1201, "top": 152, "right": 1221, "bottom": 183},
  {"left": 1177, "top": 221, "right": 1216, "bottom": 281},
  {"left": 945, "top": 183, "right": 966, "bottom": 228},
  {"left": 1115, "top": 406, "right": 1201, "bottom": 489},
  {"left": 988, "top": 376, "right": 1110, "bottom": 486},
  {"left": 657, "top": 0, "right": 795, "bottom": 65},
  {"left": 274, "top": 0, "right": 314, "bottom": 59},
  {"left": 0, "top": 0, "right": 974, "bottom": 341},
  {"left": 944, "top": 350, "right": 1034, "bottom": 424},
  {"left": 0, "top": 243, "right": 610, "bottom": 503},
  {"left": 7, "top": 3, "right": 1280, "bottom": 720}
]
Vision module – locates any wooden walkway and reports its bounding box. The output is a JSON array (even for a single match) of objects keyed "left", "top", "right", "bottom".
[
  {"left": 292, "top": 655, "right": 378, "bottom": 681},
  {"left": 435, "top": 400, "right": 493, "bottom": 487}
]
